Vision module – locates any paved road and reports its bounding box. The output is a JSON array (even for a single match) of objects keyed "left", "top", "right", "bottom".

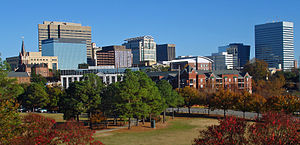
[{"left": 166, "top": 108, "right": 261, "bottom": 119}]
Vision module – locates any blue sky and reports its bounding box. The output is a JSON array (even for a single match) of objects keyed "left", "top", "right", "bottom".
[{"left": 0, "top": 0, "right": 299, "bottom": 60}]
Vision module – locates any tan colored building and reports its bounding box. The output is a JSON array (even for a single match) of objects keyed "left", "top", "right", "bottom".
[
  {"left": 38, "top": 21, "right": 92, "bottom": 64},
  {"left": 6, "top": 41, "right": 58, "bottom": 70}
]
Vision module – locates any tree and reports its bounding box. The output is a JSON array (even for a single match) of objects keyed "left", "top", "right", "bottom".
[
  {"left": 46, "top": 86, "right": 63, "bottom": 112},
  {"left": 30, "top": 69, "right": 47, "bottom": 85},
  {"left": 0, "top": 57, "right": 24, "bottom": 144},
  {"left": 210, "top": 89, "right": 236, "bottom": 118},
  {"left": 83, "top": 73, "right": 104, "bottom": 128},
  {"left": 177, "top": 86, "right": 200, "bottom": 114},
  {"left": 235, "top": 91, "right": 253, "bottom": 118},
  {"left": 250, "top": 93, "right": 266, "bottom": 118},
  {"left": 243, "top": 59, "right": 269, "bottom": 82},
  {"left": 116, "top": 70, "right": 141, "bottom": 129},
  {"left": 21, "top": 82, "right": 49, "bottom": 112},
  {"left": 61, "top": 81, "right": 88, "bottom": 121},
  {"left": 101, "top": 82, "right": 121, "bottom": 125}
]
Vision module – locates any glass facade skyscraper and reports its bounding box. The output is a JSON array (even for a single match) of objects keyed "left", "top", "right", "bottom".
[
  {"left": 255, "top": 22, "right": 294, "bottom": 70},
  {"left": 218, "top": 43, "right": 250, "bottom": 70},
  {"left": 42, "top": 38, "right": 87, "bottom": 70}
]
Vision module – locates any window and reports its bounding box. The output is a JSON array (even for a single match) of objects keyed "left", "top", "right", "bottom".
[
  {"left": 229, "top": 78, "right": 231, "bottom": 82},
  {"left": 200, "top": 85, "right": 203, "bottom": 88},
  {"left": 200, "top": 79, "right": 203, "bottom": 83}
]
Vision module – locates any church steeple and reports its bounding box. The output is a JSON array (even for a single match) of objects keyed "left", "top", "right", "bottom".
[{"left": 20, "top": 40, "right": 26, "bottom": 56}]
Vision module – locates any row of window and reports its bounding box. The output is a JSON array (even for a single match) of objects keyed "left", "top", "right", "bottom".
[{"left": 30, "top": 58, "right": 57, "bottom": 61}]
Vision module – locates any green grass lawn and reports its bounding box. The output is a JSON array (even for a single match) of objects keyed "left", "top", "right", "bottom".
[
  {"left": 95, "top": 117, "right": 219, "bottom": 145},
  {"left": 19, "top": 113, "right": 88, "bottom": 122}
]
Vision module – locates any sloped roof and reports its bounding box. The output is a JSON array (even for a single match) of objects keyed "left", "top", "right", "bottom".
[{"left": 7, "top": 72, "right": 30, "bottom": 77}]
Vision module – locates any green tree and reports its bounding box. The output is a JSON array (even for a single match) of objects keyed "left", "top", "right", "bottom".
[
  {"left": 83, "top": 73, "right": 104, "bottom": 128},
  {"left": 21, "top": 83, "right": 49, "bottom": 112},
  {"left": 46, "top": 86, "right": 63, "bottom": 112},
  {"left": 30, "top": 69, "right": 47, "bottom": 85},
  {"left": 0, "top": 57, "right": 24, "bottom": 144},
  {"left": 61, "top": 81, "right": 88, "bottom": 121},
  {"left": 157, "top": 80, "right": 183, "bottom": 122},
  {"left": 116, "top": 70, "right": 141, "bottom": 129}
]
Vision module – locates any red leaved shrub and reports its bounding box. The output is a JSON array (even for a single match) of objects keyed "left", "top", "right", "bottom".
[
  {"left": 9, "top": 114, "right": 103, "bottom": 145},
  {"left": 248, "top": 111, "right": 300, "bottom": 145},
  {"left": 193, "top": 116, "right": 248, "bottom": 145},
  {"left": 11, "top": 113, "right": 59, "bottom": 145},
  {"left": 56, "top": 119, "right": 103, "bottom": 145}
]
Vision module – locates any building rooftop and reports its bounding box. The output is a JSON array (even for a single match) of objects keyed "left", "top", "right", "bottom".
[
  {"left": 7, "top": 72, "right": 30, "bottom": 77},
  {"left": 124, "top": 35, "right": 154, "bottom": 42}
]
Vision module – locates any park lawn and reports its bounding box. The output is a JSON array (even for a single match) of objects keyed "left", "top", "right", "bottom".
[
  {"left": 19, "top": 113, "right": 88, "bottom": 122},
  {"left": 95, "top": 117, "right": 219, "bottom": 145}
]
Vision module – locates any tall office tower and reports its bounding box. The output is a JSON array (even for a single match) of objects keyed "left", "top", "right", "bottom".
[
  {"left": 38, "top": 21, "right": 92, "bottom": 65},
  {"left": 156, "top": 44, "right": 176, "bottom": 62},
  {"left": 96, "top": 45, "right": 132, "bottom": 68},
  {"left": 255, "top": 22, "right": 294, "bottom": 70},
  {"left": 218, "top": 43, "right": 250, "bottom": 70},
  {"left": 208, "top": 52, "right": 233, "bottom": 70},
  {"left": 123, "top": 36, "right": 156, "bottom": 66},
  {"left": 42, "top": 38, "right": 87, "bottom": 70}
]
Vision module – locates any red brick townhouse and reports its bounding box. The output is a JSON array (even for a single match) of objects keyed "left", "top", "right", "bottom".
[{"left": 147, "top": 66, "right": 252, "bottom": 93}]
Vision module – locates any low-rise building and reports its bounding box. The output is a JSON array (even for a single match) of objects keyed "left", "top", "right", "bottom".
[
  {"left": 7, "top": 72, "right": 30, "bottom": 84},
  {"left": 6, "top": 40, "right": 58, "bottom": 71},
  {"left": 60, "top": 67, "right": 139, "bottom": 88},
  {"left": 147, "top": 67, "right": 252, "bottom": 93}
]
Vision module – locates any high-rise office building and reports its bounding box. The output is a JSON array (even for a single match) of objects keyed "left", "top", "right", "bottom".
[
  {"left": 38, "top": 21, "right": 92, "bottom": 64},
  {"left": 208, "top": 52, "right": 233, "bottom": 70},
  {"left": 42, "top": 38, "right": 87, "bottom": 70},
  {"left": 123, "top": 36, "right": 156, "bottom": 66},
  {"left": 218, "top": 43, "right": 250, "bottom": 70},
  {"left": 156, "top": 44, "right": 176, "bottom": 62},
  {"left": 96, "top": 45, "right": 132, "bottom": 68},
  {"left": 255, "top": 21, "right": 294, "bottom": 70}
]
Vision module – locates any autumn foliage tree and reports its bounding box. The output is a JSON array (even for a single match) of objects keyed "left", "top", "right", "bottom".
[
  {"left": 177, "top": 86, "right": 201, "bottom": 114},
  {"left": 210, "top": 89, "right": 236, "bottom": 118}
]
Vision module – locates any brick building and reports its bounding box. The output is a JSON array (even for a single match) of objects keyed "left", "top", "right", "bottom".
[
  {"left": 147, "top": 67, "right": 252, "bottom": 93},
  {"left": 7, "top": 72, "right": 30, "bottom": 84},
  {"left": 96, "top": 45, "right": 132, "bottom": 68}
]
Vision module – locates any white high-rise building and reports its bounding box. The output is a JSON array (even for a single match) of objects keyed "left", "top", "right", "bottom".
[
  {"left": 255, "top": 21, "right": 294, "bottom": 70},
  {"left": 123, "top": 36, "right": 156, "bottom": 66}
]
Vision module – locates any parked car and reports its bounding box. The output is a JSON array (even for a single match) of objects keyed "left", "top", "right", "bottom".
[{"left": 39, "top": 109, "right": 47, "bottom": 113}]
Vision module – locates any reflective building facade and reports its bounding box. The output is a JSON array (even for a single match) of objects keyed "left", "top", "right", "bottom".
[
  {"left": 255, "top": 22, "right": 294, "bottom": 70},
  {"left": 218, "top": 43, "right": 250, "bottom": 70},
  {"left": 42, "top": 38, "right": 87, "bottom": 70}
]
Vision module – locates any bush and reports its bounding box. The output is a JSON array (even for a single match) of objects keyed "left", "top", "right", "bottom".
[
  {"left": 193, "top": 112, "right": 300, "bottom": 145},
  {"left": 193, "top": 116, "right": 248, "bottom": 145},
  {"left": 9, "top": 114, "right": 103, "bottom": 145},
  {"left": 248, "top": 111, "right": 300, "bottom": 145}
]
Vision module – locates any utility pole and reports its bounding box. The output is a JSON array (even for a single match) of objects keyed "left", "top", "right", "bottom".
[{"left": 178, "top": 65, "right": 180, "bottom": 89}]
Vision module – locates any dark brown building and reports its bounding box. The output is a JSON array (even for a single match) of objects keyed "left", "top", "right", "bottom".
[
  {"left": 96, "top": 45, "right": 132, "bottom": 68},
  {"left": 156, "top": 44, "right": 176, "bottom": 62}
]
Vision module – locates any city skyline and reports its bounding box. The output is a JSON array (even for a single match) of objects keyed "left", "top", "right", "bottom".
[{"left": 0, "top": 0, "right": 299, "bottom": 61}]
